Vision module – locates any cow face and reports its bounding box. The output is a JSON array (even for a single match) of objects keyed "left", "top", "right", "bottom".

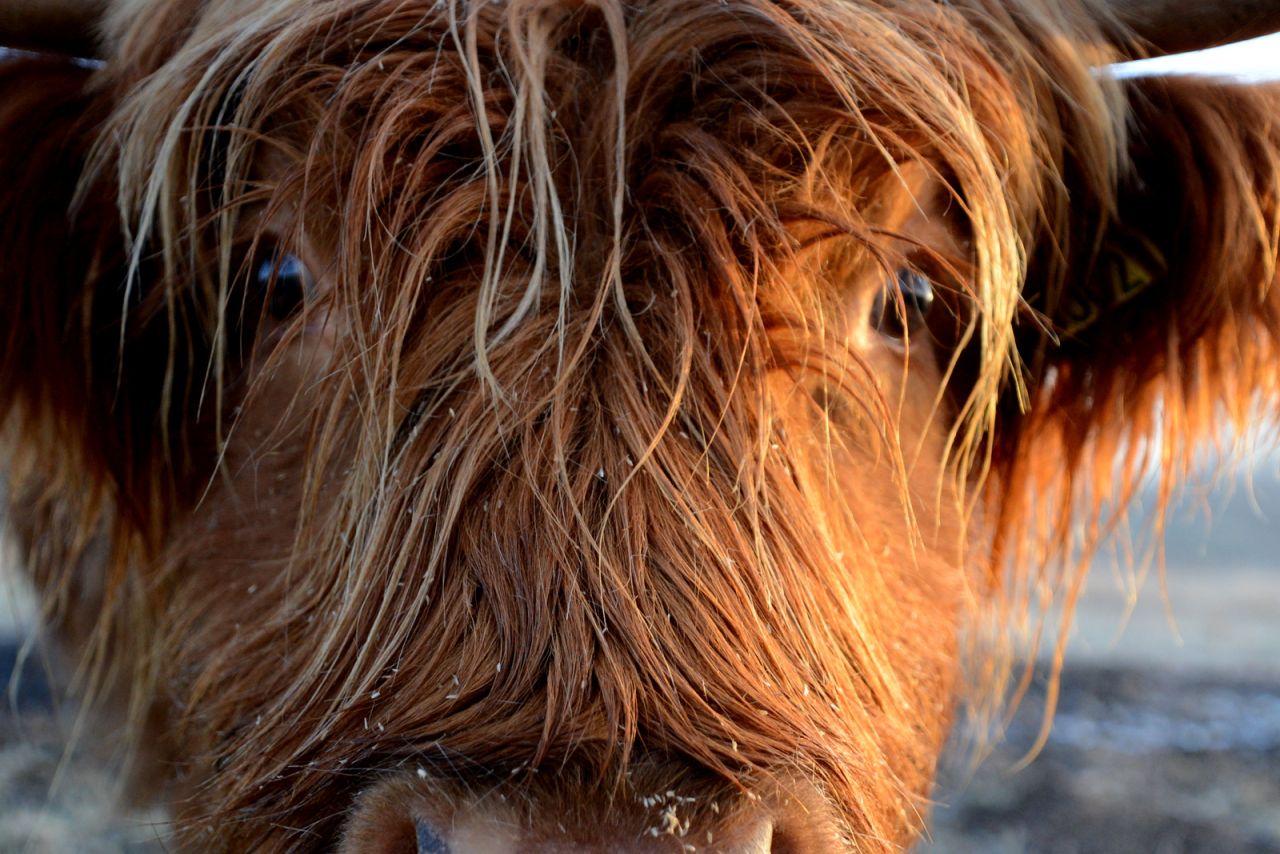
[{"left": 1, "top": 1, "right": 1279, "bottom": 851}]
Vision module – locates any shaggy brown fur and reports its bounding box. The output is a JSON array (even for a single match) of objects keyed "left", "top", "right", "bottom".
[{"left": 1, "top": 0, "right": 1279, "bottom": 850}]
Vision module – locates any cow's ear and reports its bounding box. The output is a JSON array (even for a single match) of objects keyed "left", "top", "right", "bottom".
[
  {"left": 0, "top": 56, "right": 126, "bottom": 511},
  {"left": 1006, "top": 74, "right": 1280, "bottom": 485},
  {"left": 983, "top": 72, "right": 1280, "bottom": 604}
]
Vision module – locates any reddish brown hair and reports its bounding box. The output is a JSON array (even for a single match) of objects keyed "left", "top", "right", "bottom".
[{"left": 1, "top": 0, "right": 1279, "bottom": 850}]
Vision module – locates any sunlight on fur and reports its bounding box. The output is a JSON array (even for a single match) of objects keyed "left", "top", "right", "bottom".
[{"left": 0, "top": 0, "right": 1278, "bottom": 851}]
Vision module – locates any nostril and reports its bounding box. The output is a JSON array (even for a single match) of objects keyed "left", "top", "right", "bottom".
[
  {"left": 338, "top": 779, "right": 453, "bottom": 854},
  {"left": 414, "top": 818, "right": 449, "bottom": 854},
  {"left": 767, "top": 804, "right": 842, "bottom": 853}
]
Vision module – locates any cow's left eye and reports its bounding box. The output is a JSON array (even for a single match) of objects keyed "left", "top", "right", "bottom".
[
  {"left": 871, "top": 269, "right": 934, "bottom": 339},
  {"left": 256, "top": 250, "right": 315, "bottom": 320}
]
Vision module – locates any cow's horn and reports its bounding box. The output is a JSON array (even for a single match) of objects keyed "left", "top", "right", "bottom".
[
  {"left": 0, "top": 0, "right": 104, "bottom": 57},
  {"left": 1110, "top": 0, "right": 1280, "bottom": 56}
]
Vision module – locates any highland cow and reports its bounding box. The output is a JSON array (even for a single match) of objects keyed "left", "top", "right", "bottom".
[{"left": 1, "top": 0, "right": 1279, "bottom": 851}]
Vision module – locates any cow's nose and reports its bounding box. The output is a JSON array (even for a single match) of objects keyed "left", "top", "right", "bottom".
[
  {"left": 339, "top": 777, "right": 796, "bottom": 853},
  {"left": 413, "top": 819, "right": 447, "bottom": 854},
  {"left": 361, "top": 815, "right": 779, "bottom": 854},
  {"left": 337, "top": 794, "right": 517, "bottom": 854}
]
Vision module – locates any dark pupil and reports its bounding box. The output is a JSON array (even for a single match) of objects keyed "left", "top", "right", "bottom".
[
  {"left": 872, "top": 269, "right": 934, "bottom": 338},
  {"left": 257, "top": 252, "right": 311, "bottom": 320}
]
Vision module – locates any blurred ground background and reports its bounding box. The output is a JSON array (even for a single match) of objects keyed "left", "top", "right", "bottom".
[{"left": 922, "top": 452, "right": 1280, "bottom": 853}]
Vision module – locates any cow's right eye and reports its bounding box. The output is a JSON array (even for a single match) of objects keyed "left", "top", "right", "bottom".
[{"left": 255, "top": 249, "right": 315, "bottom": 320}]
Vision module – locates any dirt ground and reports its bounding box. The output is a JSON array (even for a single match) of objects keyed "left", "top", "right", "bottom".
[
  {"left": 923, "top": 666, "right": 1280, "bottom": 854},
  {"left": 924, "top": 458, "right": 1280, "bottom": 853},
  {"left": 0, "top": 643, "right": 166, "bottom": 852}
]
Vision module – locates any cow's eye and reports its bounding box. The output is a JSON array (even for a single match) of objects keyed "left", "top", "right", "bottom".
[
  {"left": 871, "top": 269, "right": 934, "bottom": 339},
  {"left": 256, "top": 250, "right": 315, "bottom": 320}
]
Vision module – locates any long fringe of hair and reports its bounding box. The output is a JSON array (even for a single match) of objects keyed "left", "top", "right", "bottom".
[{"left": 0, "top": 0, "right": 1278, "bottom": 849}]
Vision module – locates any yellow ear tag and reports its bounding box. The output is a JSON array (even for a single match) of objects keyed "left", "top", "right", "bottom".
[{"left": 1060, "top": 228, "right": 1168, "bottom": 338}]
